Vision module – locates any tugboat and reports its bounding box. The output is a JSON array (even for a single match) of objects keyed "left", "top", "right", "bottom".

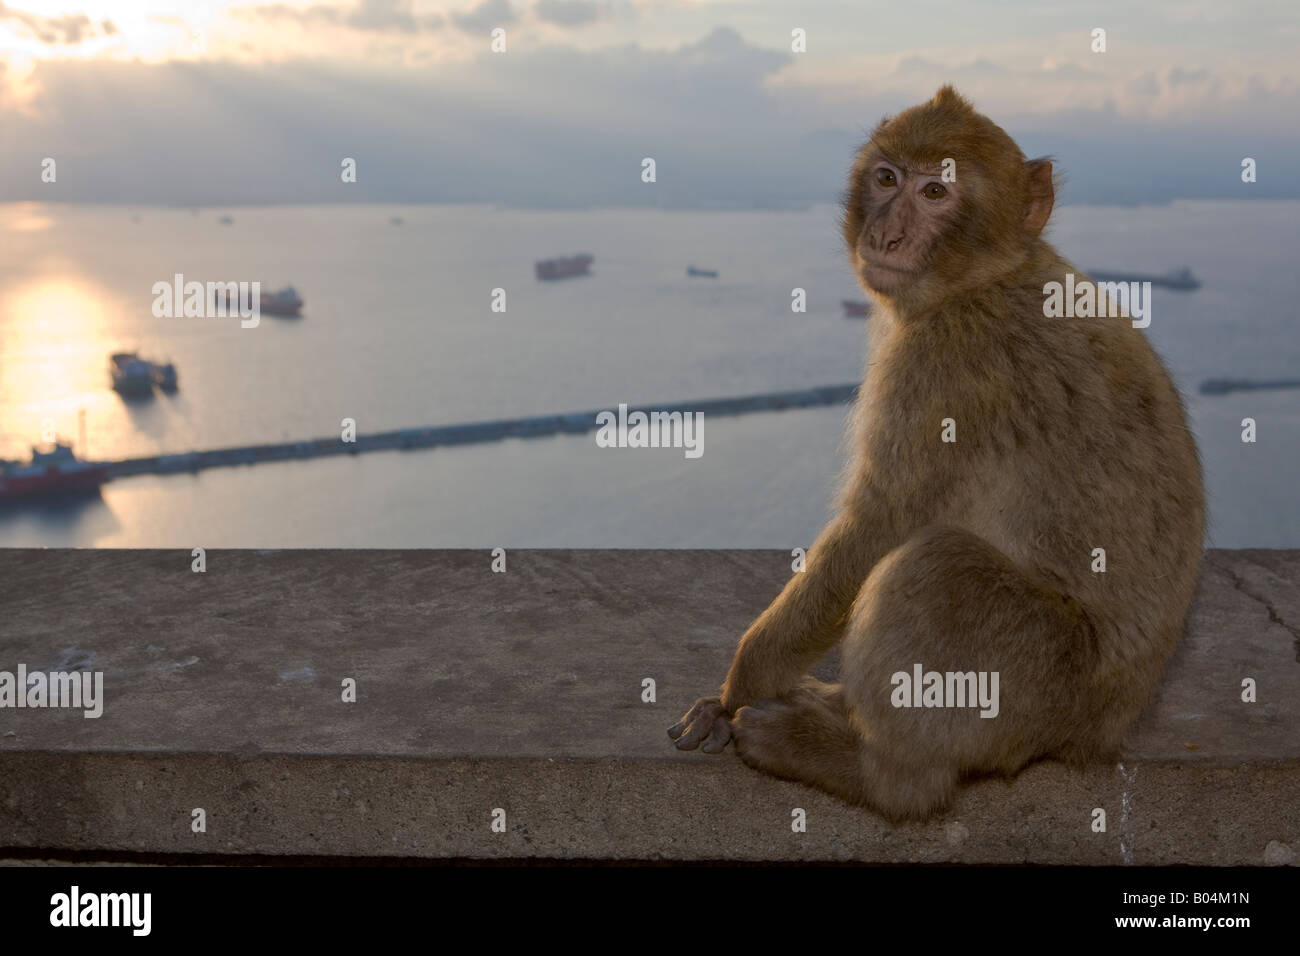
[
  {"left": 0, "top": 442, "right": 109, "bottom": 500},
  {"left": 110, "top": 352, "right": 154, "bottom": 395},
  {"left": 536, "top": 254, "right": 593, "bottom": 281}
]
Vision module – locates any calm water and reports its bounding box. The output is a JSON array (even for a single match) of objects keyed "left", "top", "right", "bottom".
[{"left": 0, "top": 200, "right": 1296, "bottom": 548}]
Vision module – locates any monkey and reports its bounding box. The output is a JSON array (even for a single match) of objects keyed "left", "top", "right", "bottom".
[{"left": 668, "top": 86, "right": 1205, "bottom": 821}]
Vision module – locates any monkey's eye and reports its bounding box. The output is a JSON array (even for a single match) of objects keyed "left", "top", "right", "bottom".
[
  {"left": 923, "top": 183, "right": 947, "bottom": 201},
  {"left": 875, "top": 168, "right": 897, "bottom": 187}
]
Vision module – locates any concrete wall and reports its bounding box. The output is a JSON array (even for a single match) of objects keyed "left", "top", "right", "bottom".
[{"left": 0, "top": 549, "right": 1296, "bottom": 863}]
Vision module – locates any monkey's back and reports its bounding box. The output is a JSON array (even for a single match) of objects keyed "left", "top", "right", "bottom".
[
  {"left": 993, "top": 257, "right": 1203, "bottom": 747},
  {"left": 861, "top": 251, "right": 1205, "bottom": 752}
]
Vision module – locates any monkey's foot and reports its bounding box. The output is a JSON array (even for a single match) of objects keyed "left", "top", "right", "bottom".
[
  {"left": 732, "top": 687, "right": 866, "bottom": 803},
  {"left": 732, "top": 699, "right": 806, "bottom": 777}
]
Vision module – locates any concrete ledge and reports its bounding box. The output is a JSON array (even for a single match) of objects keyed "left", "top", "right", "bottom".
[{"left": 0, "top": 549, "right": 1297, "bottom": 864}]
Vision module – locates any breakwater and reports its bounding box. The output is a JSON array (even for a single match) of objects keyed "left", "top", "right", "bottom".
[{"left": 102, "top": 383, "right": 861, "bottom": 480}]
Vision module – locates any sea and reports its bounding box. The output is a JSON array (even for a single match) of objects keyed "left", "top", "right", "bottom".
[{"left": 0, "top": 199, "right": 1296, "bottom": 548}]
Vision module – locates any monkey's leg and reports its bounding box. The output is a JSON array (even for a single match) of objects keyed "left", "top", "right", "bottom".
[
  {"left": 732, "top": 678, "right": 872, "bottom": 804},
  {"left": 672, "top": 508, "right": 892, "bottom": 752},
  {"left": 736, "top": 526, "right": 1097, "bottom": 820},
  {"left": 719, "top": 508, "right": 890, "bottom": 709}
]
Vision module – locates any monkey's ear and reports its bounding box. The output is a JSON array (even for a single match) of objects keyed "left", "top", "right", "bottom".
[{"left": 1024, "top": 158, "right": 1054, "bottom": 236}]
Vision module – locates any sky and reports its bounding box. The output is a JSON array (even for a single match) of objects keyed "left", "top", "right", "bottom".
[{"left": 1, "top": 0, "right": 1297, "bottom": 206}]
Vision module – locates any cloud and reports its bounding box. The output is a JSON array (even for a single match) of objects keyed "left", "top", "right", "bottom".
[
  {"left": 452, "top": 0, "right": 517, "bottom": 33},
  {"left": 0, "top": 2, "right": 116, "bottom": 45},
  {"left": 534, "top": 0, "right": 604, "bottom": 28},
  {"left": 239, "top": 0, "right": 444, "bottom": 33},
  {"left": 0, "top": 27, "right": 801, "bottom": 207},
  {"left": 347, "top": 0, "right": 444, "bottom": 31},
  {"left": 893, "top": 53, "right": 1102, "bottom": 84},
  {"left": 2, "top": 26, "right": 1297, "bottom": 208},
  {"left": 1167, "top": 67, "right": 1210, "bottom": 86},
  {"left": 239, "top": 3, "right": 341, "bottom": 27}
]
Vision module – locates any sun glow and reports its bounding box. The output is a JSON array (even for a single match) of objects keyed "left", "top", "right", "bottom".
[
  {"left": 0, "top": 2, "right": 220, "bottom": 64},
  {"left": 0, "top": 267, "right": 117, "bottom": 457}
]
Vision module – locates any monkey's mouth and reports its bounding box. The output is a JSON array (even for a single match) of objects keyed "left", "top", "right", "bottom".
[
  {"left": 861, "top": 258, "right": 917, "bottom": 273},
  {"left": 859, "top": 259, "right": 921, "bottom": 281}
]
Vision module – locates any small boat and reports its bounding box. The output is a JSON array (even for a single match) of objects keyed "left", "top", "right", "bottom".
[
  {"left": 687, "top": 266, "right": 719, "bottom": 278},
  {"left": 151, "top": 362, "right": 179, "bottom": 392},
  {"left": 218, "top": 215, "right": 234, "bottom": 225},
  {"left": 842, "top": 300, "right": 871, "bottom": 317},
  {"left": 1086, "top": 267, "right": 1201, "bottom": 291},
  {"left": 110, "top": 352, "right": 154, "bottom": 395},
  {"left": 390, "top": 216, "right": 404, "bottom": 225},
  {"left": 0, "top": 442, "right": 109, "bottom": 500},
  {"left": 536, "top": 254, "right": 593, "bottom": 281}
]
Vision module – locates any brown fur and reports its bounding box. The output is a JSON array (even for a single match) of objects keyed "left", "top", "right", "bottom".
[{"left": 668, "top": 86, "right": 1205, "bottom": 821}]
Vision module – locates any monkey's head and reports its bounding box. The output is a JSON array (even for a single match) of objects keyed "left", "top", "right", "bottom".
[{"left": 842, "top": 85, "right": 1055, "bottom": 304}]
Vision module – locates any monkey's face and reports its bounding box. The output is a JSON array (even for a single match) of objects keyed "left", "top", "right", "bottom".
[
  {"left": 849, "top": 157, "right": 965, "bottom": 296},
  {"left": 841, "top": 86, "right": 1053, "bottom": 305}
]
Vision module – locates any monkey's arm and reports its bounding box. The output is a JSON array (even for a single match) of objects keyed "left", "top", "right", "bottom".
[
  {"left": 721, "top": 510, "right": 883, "bottom": 708},
  {"left": 670, "top": 506, "right": 890, "bottom": 751}
]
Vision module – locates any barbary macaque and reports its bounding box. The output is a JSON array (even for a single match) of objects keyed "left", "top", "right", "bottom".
[{"left": 669, "top": 86, "right": 1205, "bottom": 820}]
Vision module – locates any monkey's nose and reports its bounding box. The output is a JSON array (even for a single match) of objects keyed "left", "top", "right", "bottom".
[{"left": 866, "top": 231, "right": 905, "bottom": 253}]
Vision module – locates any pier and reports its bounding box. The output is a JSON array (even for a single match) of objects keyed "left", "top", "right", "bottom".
[{"left": 102, "top": 383, "right": 861, "bottom": 480}]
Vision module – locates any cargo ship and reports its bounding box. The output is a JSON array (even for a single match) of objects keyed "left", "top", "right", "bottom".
[
  {"left": 687, "top": 266, "right": 719, "bottom": 278},
  {"left": 536, "top": 254, "right": 593, "bottom": 281},
  {"left": 261, "top": 286, "right": 303, "bottom": 316},
  {"left": 1199, "top": 378, "right": 1300, "bottom": 396},
  {"left": 842, "top": 300, "right": 872, "bottom": 317},
  {"left": 0, "top": 442, "right": 109, "bottom": 500},
  {"left": 214, "top": 285, "right": 304, "bottom": 317},
  {"left": 1085, "top": 267, "right": 1201, "bottom": 291}
]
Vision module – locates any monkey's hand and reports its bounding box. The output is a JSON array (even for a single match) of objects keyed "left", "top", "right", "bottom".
[{"left": 667, "top": 697, "right": 733, "bottom": 753}]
